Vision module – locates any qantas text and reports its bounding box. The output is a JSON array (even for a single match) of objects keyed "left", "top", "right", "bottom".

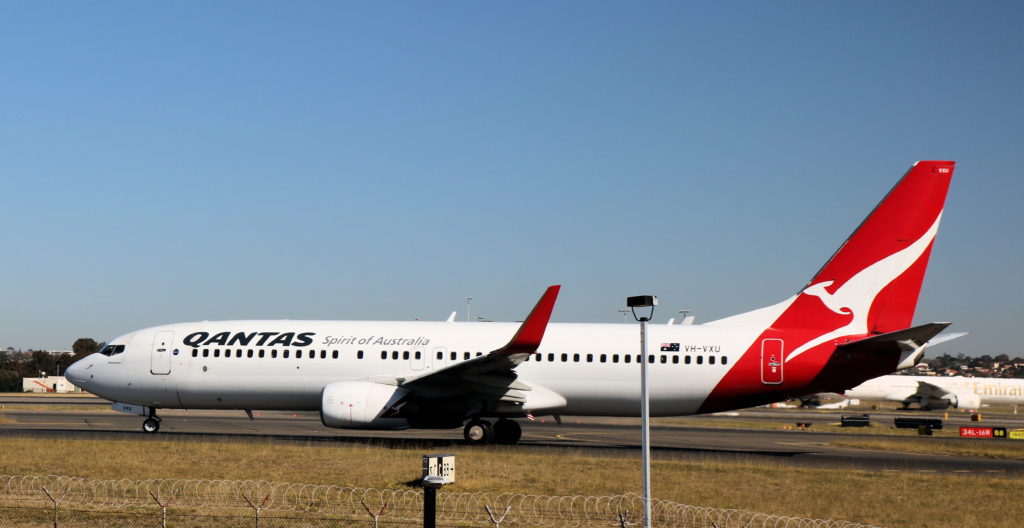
[{"left": 183, "top": 331, "right": 315, "bottom": 348}]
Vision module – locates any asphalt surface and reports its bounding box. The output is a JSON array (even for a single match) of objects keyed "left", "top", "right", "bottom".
[{"left": 2, "top": 395, "right": 1023, "bottom": 476}]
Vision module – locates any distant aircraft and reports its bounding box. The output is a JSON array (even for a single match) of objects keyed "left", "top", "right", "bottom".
[
  {"left": 844, "top": 375, "right": 1024, "bottom": 410},
  {"left": 66, "top": 161, "right": 955, "bottom": 444}
]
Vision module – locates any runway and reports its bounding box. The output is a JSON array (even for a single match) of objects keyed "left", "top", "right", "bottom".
[{"left": 2, "top": 395, "right": 1023, "bottom": 476}]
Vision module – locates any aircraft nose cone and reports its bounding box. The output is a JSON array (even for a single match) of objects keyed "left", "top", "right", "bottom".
[{"left": 64, "top": 359, "right": 89, "bottom": 386}]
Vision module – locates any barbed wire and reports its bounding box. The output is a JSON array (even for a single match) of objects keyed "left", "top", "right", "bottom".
[{"left": 0, "top": 474, "right": 881, "bottom": 528}]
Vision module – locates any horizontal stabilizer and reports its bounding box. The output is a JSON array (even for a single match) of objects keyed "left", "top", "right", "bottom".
[
  {"left": 839, "top": 322, "right": 951, "bottom": 370},
  {"left": 839, "top": 322, "right": 951, "bottom": 354}
]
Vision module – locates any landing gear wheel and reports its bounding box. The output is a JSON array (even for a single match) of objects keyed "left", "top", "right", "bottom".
[
  {"left": 494, "top": 419, "right": 522, "bottom": 445},
  {"left": 142, "top": 418, "right": 160, "bottom": 433},
  {"left": 463, "top": 419, "right": 494, "bottom": 445}
]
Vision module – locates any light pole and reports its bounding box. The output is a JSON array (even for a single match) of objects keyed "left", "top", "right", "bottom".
[
  {"left": 465, "top": 297, "right": 472, "bottom": 322},
  {"left": 618, "top": 309, "right": 630, "bottom": 323},
  {"left": 626, "top": 294, "right": 657, "bottom": 528}
]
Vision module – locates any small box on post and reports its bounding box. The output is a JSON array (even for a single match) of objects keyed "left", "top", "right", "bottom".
[{"left": 422, "top": 454, "right": 455, "bottom": 484}]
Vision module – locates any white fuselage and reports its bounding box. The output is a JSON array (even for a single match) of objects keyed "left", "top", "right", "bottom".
[
  {"left": 846, "top": 375, "right": 1024, "bottom": 406},
  {"left": 67, "top": 318, "right": 767, "bottom": 417}
]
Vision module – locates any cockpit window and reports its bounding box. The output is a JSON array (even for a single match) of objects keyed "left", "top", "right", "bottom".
[{"left": 99, "top": 345, "right": 125, "bottom": 356}]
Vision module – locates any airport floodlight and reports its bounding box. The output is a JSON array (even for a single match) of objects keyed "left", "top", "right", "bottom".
[
  {"left": 422, "top": 474, "right": 447, "bottom": 528},
  {"left": 627, "top": 295, "right": 657, "bottom": 322},
  {"left": 422, "top": 474, "right": 446, "bottom": 489},
  {"left": 626, "top": 294, "right": 657, "bottom": 528}
]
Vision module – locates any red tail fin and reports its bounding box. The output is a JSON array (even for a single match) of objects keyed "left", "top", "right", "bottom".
[{"left": 791, "top": 161, "right": 953, "bottom": 335}]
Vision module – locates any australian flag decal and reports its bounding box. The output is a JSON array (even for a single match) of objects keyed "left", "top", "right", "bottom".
[{"left": 660, "top": 343, "right": 679, "bottom": 352}]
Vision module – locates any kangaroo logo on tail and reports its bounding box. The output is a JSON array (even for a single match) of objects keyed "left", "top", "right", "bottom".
[{"left": 787, "top": 211, "right": 944, "bottom": 363}]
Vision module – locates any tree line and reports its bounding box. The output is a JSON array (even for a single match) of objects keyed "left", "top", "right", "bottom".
[{"left": 0, "top": 338, "right": 102, "bottom": 391}]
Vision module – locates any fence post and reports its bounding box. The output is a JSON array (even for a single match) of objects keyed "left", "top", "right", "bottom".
[
  {"left": 41, "top": 487, "right": 58, "bottom": 528},
  {"left": 242, "top": 492, "right": 270, "bottom": 528},
  {"left": 360, "top": 497, "right": 390, "bottom": 528},
  {"left": 618, "top": 510, "right": 632, "bottom": 528},
  {"left": 484, "top": 504, "right": 511, "bottom": 528},
  {"left": 149, "top": 491, "right": 174, "bottom": 528}
]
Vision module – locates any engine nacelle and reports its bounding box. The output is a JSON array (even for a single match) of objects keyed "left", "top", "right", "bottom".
[
  {"left": 320, "top": 381, "right": 410, "bottom": 429},
  {"left": 951, "top": 391, "right": 981, "bottom": 410}
]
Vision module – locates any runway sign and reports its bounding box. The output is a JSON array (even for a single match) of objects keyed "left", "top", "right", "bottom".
[{"left": 960, "top": 427, "right": 1008, "bottom": 438}]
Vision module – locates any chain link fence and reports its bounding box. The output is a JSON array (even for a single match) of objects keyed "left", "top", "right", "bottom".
[{"left": 0, "top": 474, "right": 881, "bottom": 528}]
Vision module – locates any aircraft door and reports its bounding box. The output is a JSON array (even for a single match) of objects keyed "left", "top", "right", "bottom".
[
  {"left": 760, "top": 339, "right": 783, "bottom": 384},
  {"left": 150, "top": 331, "right": 174, "bottom": 375},
  {"left": 431, "top": 346, "right": 448, "bottom": 371},
  {"left": 410, "top": 348, "right": 425, "bottom": 371}
]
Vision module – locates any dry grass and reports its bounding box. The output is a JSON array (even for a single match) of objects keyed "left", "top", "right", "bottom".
[
  {"left": 0, "top": 436, "right": 1019, "bottom": 527},
  {"left": 833, "top": 437, "right": 1024, "bottom": 460}
]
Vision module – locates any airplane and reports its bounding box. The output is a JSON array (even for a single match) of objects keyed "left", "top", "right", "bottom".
[
  {"left": 844, "top": 375, "right": 1024, "bottom": 410},
  {"left": 66, "top": 160, "right": 955, "bottom": 445}
]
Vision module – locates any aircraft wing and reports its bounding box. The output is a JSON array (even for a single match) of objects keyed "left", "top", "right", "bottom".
[
  {"left": 398, "top": 285, "right": 561, "bottom": 405},
  {"left": 909, "top": 380, "right": 953, "bottom": 401}
]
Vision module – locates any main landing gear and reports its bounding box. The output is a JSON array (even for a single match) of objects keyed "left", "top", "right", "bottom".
[
  {"left": 463, "top": 418, "right": 522, "bottom": 445},
  {"left": 142, "top": 408, "right": 161, "bottom": 433}
]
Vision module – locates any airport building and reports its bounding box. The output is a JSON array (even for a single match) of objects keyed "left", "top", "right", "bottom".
[{"left": 22, "top": 375, "right": 80, "bottom": 393}]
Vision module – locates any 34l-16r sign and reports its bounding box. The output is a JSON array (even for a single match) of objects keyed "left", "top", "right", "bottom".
[{"left": 959, "top": 427, "right": 1008, "bottom": 438}]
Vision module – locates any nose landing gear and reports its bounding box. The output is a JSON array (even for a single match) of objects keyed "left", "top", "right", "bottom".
[{"left": 142, "top": 409, "right": 161, "bottom": 433}]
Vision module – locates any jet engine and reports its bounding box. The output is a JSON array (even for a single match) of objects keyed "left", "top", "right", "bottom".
[
  {"left": 950, "top": 392, "right": 981, "bottom": 410},
  {"left": 320, "top": 381, "right": 410, "bottom": 429}
]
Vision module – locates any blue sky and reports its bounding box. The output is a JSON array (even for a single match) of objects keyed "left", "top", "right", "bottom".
[{"left": 2, "top": 2, "right": 1021, "bottom": 357}]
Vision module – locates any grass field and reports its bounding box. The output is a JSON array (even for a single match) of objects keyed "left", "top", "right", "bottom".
[{"left": 0, "top": 435, "right": 1019, "bottom": 527}]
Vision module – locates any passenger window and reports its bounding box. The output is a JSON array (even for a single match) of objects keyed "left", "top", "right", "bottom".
[
  {"left": 284, "top": 350, "right": 290, "bottom": 358},
  {"left": 192, "top": 349, "right": 198, "bottom": 357},
  {"left": 685, "top": 355, "right": 691, "bottom": 364},
  {"left": 612, "top": 354, "right": 619, "bottom": 363},
  {"left": 464, "top": 352, "right": 470, "bottom": 360},
  {"left": 660, "top": 355, "right": 667, "bottom": 364},
  {"left": 381, "top": 351, "right": 387, "bottom": 360},
  {"left": 709, "top": 356, "right": 716, "bottom": 365},
  {"left": 536, "top": 354, "right": 542, "bottom": 362},
  {"left": 548, "top": 353, "right": 554, "bottom": 362},
  {"left": 600, "top": 354, "right": 607, "bottom": 363},
  {"left": 321, "top": 350, "right": 327, "bottom": 359},
  {"left": 236, "top": 350, "right": 242, "bottom": 358},
  {"left": 648, "top": 355, "right": 654, "bottom": 364},
  {"left": 247, "top": 350, "right": 253, "bottom": 358},
  {"left": 573, "top": 353, "right": 580, "bottom": 362},
  {"left": 203, "top": 349, "right": 209, "bottom": 358},
  {"left": 476, "top": 352, "right": 483, "bottom": 357},
  {"left": 696, "top": 356, "right": 703, "bottom": 365},
  {"left": 437, "top": 351, "right": 443, "bottom": 360},
  {"left": 403, "top": 351, "right": 410, "bottom": 360},
  {"left": 357, "top": 350, "right": 364, "bottom": 359},
  {"left": 214, "top": 349, "right": 220, "bottom": 358},
  {"left": 451, "top": 351, "right": 457, "bottom": 361},
  {"left": 586, "top": 354, "right": 593, "bottom": 362},
  {"left": 672, "top": 355, "right": 679, "bottom": 364},
  {"left": 561, "top": 353, "right": 568, "bottom": 362},
  {"left": 332, "top": 350, "right": 338, "bottom": 359},
  {"left": 625, "top": 354, "right": 631, "bottom": 364},
  {"left": 415, "top": 351, "right": 421, "bottom": 360},
  {"left": 271, "top": 350, "right": 278, "bottom": 358},
  {"left": 392, "top": 351, "right": 399, "bottom": 360},
  {"left": 722, "top": 356, "right": 728, "bottom": 365},
  {"left": 258, "top": 350, "right": 265, "bottom": 358}
]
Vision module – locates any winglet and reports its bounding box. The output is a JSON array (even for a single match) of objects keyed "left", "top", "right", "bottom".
[{"left": 496, "top": 285, "right": 561, "bottom": 356}]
